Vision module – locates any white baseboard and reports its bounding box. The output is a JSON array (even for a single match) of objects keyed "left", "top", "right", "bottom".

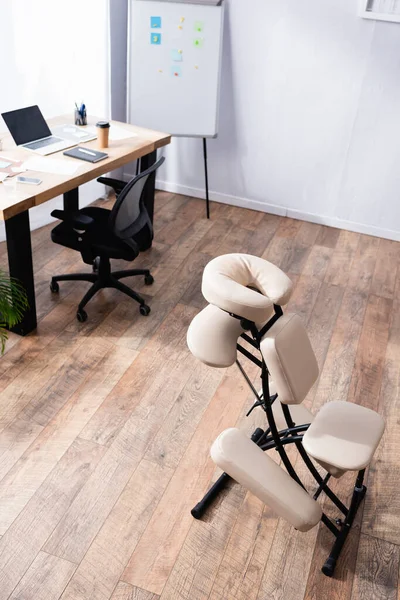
[
  {"left": 154, "top": 178, "right": 287, "bottom": 217},
  {"left": 154, "top": 178, "right": 400, "bottom": 242}
]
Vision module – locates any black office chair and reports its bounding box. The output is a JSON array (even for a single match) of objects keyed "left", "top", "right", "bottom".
[{"left": 49, "top": 156, "right": 165, "bottom": 322}]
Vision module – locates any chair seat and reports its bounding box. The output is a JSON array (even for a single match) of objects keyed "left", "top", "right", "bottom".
[
  {"left": 51, "top": 207, "right": 138, "bottom": 262},
  {"left": 302, "top": 401, "right": 385, "bottom": 476},
  {"left": 202, "top": 254, "right": 293, "bottom": 323}
]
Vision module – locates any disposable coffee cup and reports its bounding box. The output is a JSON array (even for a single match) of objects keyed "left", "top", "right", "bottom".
[{"left": 96, "top": 121, "right": 110, "bottom": 148}]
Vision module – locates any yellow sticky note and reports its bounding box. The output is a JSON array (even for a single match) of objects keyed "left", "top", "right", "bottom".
[
  {"left": 178, "top": 25, "right": 183, "bottom": 30},
  {"left": 195, "top": 65, "right": 199, "bottom": 69},
  {"left": 180, "top": 17, "right": 185, "bottom": 23},
  {"left": 158, "top": 69, "right": 163, "bottom": 73},
  {"left": 178, "top": 49, "right": 182, "bottom": 54}
]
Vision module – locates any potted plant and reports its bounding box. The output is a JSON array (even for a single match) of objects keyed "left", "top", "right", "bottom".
[{"left": 0, "top": 270, "right": 28, "bottom": 352}]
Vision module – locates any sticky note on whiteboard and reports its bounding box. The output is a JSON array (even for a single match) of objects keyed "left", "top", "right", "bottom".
[
  {"left": 193, "top": 38, "right": 204, "bottom": 48},
  {"left": 151, "top": 33, "right": 161, "bottom": 45},
  {"left": 171, "top": 65, "right": 182, "bottom": 77},
  {"left": 151, "top": 16, "right": 161, "bottom": 28},
  {"left": 194, "top": 21, "right": 204, "bottom": 32},
  {"left": 172, "top": 49, "right": 183, "bottom": 62}
]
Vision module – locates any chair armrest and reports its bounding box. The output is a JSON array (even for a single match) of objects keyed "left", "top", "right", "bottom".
[
  {"left": 97, "top": 176, "right": 126, "bottom": 194},
  {"left": 51, "top": 209, "right": 95, "bottom": 230}
]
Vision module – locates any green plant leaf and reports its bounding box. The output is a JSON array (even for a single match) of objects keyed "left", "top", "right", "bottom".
[{"left": 0, "top": 270, "right": 29, "bottom": 353}]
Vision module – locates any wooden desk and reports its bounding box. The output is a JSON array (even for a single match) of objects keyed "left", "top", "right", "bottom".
[{"left": 0, "top": 115, "right": 171, "bottom": 335}]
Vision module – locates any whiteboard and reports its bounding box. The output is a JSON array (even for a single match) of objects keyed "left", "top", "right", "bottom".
[{"left": 128, "top": 0, "right": 224, "bottom": 137}]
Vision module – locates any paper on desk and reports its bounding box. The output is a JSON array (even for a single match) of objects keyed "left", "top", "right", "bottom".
[
  {"left": 85, "top": 125, "right": 137, "bottom": 141},
  {"left": 22, "top": 157, "right": 81, "bottom": 176}
]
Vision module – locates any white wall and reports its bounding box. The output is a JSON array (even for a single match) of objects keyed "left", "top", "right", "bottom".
[
  {"left": 154, "top": 0, "right": 400, "bottom": 240},
  {"left": 0, "top": 0, "right": 110, "bottom": 240}
]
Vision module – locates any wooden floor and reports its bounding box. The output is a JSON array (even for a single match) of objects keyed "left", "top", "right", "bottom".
[{"left": 0, "top": 191, "right": 399, "bottom": 600}]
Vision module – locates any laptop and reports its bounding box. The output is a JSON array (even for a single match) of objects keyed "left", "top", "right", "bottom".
[{"left": 1, "top": 105, "right": 87, "bottom": 155}]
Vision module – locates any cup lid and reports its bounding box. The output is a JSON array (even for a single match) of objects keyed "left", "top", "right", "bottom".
[{"left": 96, "top": 121, "right": 110, "bottom": 128}]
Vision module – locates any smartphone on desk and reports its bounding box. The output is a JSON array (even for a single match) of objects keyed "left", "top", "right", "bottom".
[{"left": 16, "top": 176, "right": 42, "bottom": 185}]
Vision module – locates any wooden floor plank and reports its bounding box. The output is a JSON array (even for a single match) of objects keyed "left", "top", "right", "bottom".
[
  {"left": 257, "top": 518, "right": 319, "bottom": 600},
  {"left": 44, "top": 352, "right": 197, "bottom": 565},
  {"left": 123, "top": 368, "right": 252, "bottom": 596},
  {"left": 111, "top": 582, "right": 160, "bottom": 600},
  {"left": 348, "top": 235, "right": 380, "bottom": 294},
  {"left": 315, "top": 225, "right": 341, "bottom": 248},
  {"left": 0, "top": 438, "right": 106, "bottom": 600},
  {"left": 347, "top": 294, "right": 392, "bottom": 411},
  {"left": 59, "top": 460, "right": 174, "bottom": 600},
  {"left": 312, "top": 288, "right": 368, "bottom": 414},
  {"left": 362, "top": 282, "right": 400, "bottom": 544},
  {"left": 117, "top": 252, "right": 210, "bottom": 352},
  {"left": 0, "top": 343, "right": 132, "bottom": 535},
  {"left": 208, "top": 494, "right": 277, "bottom": 600},
  {"left": 351, "top": 534, "right": 399, "bottom": 600},
  {"left": 306, "top": 282, "right": 345, "bottom": 372},
  {"left": 370, "top": 239, "right": 400, "bottom": 300},
  {"left": 9, "top": 551, "right": 76, "bottom": 600},
  {"left": 324, "top": 229, "right": 360, "bottom": 288},
  {"left": 80, "top": 304, "right": 198, "bottom": 447}
]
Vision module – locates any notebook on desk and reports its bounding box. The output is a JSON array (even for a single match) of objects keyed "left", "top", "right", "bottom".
[{"left": 63, "top": 146, "right": 108, "bottom": 163}]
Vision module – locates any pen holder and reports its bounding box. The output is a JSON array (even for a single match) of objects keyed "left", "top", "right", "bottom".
[{"left": 74, "top": 109, "right": 87, "bottom": 126}]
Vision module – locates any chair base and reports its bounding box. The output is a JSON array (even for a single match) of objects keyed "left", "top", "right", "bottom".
[{"left": 50, "top": 256, "right": 153, "bottom": 321}]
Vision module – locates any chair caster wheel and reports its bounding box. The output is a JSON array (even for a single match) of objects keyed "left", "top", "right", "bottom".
[
  {"left": 93, "top": 257, "right": 100, "bottom": 273},
  {"left": 77, "top": 309, "right": 88, "bottom": 323},
  {"left": 322, "top": 557, "right": 336, "bottom": 577},
  {"left": 144, "top": 274, "right": 154, "bottom": 286},
  {"left": 50, "top": 280, "right": 59, "bottom": 293},
  {"left": 140, "top": 304, "right": 151, "bottom": 316}
]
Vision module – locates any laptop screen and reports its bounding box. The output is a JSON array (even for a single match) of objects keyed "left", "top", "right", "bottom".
[{"left": 1, "top": 105, "right": 52, "bottom": 146}]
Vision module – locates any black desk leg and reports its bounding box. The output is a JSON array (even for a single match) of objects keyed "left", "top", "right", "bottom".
[
  {"left": 5, "top": 211, "right": 37, "bottom": 336},
  {"left": 140, "top": 150, "right": 157, "bottom": 225},
  {"left": 64, "top": 188, "right": 79, "bottom": 213}
]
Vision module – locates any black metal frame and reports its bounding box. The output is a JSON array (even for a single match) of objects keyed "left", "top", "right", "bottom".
[
  {"left": 191, "top": 306, "right": 367, "bottom": 578},
  {"left": 203, "top": 138, "right": 210, "bottom": 220}
]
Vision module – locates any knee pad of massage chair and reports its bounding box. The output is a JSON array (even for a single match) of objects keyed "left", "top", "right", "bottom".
[{"left": 211, "top": 428, "right": 322, "bottom": 532}]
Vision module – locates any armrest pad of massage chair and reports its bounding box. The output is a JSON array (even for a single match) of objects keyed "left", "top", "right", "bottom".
[{"left": 211, "top": 428, "right": 322, "bottom": 532}]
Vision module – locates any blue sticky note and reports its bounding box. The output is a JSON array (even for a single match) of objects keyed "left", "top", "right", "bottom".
[
  {"left": 151, "top": 16, "right": 161, "bottom": 28},
  {"left": 171, "top": 65, "right": 182, "bottom": 78},
  {"left": 151, "top": 32, "right": 161, "bottom": 45},
  {"left": 171, "top": 49, "right": 183, "bottom": 62}
]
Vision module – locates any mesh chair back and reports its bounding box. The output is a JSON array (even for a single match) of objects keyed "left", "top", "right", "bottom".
[{"left": 108, "top": 156, "right": 165, "bottom": 249}]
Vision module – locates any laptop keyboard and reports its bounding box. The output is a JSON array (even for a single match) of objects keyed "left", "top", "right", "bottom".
[{"left": 24, "top": 136, "right": 63, "bottom": 150}]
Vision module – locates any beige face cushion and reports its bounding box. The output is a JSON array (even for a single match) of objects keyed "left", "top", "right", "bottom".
[
  {"left": 260, "top": 313, "right": 319, "bottom": 405},
  {"left": 303, "top": 401, "right": 385, "bottom": 474},
  {"left": 211, "top": 428, "right": 322, "bottom": 532},
  {"left": 202, "top": 254, "right": 293, "bottom": 323},
  {"left": 187, "top": 304, "right": 244, "bottom": 368}
]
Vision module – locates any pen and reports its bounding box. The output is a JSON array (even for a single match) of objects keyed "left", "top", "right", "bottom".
[{"left": 78, "top": 148, "right": 96, "bottom": 156}]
